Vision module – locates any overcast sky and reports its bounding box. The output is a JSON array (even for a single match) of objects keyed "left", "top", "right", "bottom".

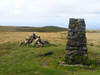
[{"left": 0, "top": 0, "right": 100, "bottom": 29}]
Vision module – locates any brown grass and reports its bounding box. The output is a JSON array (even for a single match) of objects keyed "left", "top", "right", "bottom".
[{"left": 0, "top": 32, "right": 100, "bottom": 46}]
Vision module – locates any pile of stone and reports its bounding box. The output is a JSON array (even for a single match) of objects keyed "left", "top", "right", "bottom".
[
  {"left": 65, "top": 18, "right": 88, "bottom": 64},
  {"left": 20, "top": 33, "right": 49, "bottom": 47}
]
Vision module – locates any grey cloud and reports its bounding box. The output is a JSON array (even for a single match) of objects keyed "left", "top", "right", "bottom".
[{"left": 0, "top": 0, "right": 100, "bottom": 29}]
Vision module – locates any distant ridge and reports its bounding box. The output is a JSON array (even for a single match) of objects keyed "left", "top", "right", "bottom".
[{"left": 0, "top": 26, "right": 67, "bottom": 32}]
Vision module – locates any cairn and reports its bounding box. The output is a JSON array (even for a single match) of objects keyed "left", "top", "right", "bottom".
[
  {"left": 65, "top": 18, "right": 88, "bottom": 64},
  {"left": 20, "top": 33, "right": 49, "bottom": 47}
]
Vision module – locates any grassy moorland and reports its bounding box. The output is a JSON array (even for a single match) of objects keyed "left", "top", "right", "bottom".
[
  {"left": 0, "top": 31, "right": 100, "bottom": 75},
  {"left": 0, "top": 26, "right": 67, "bottom": 32}
]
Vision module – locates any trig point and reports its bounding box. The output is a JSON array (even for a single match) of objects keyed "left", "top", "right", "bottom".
[{"left": 65, "top": 18, "right": 88, "bottom": 64}]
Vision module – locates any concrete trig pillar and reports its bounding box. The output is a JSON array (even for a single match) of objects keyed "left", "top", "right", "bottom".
[{"left": 65, "top": 18, "right": 88, "bottom": 64}]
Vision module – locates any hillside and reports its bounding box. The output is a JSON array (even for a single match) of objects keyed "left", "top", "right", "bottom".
[
  {"left": 0, "top": 26, "right": 67, "bottom": 32},
  {"left": 0, "top": 32, "right": 100, "bottom": 75}
]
